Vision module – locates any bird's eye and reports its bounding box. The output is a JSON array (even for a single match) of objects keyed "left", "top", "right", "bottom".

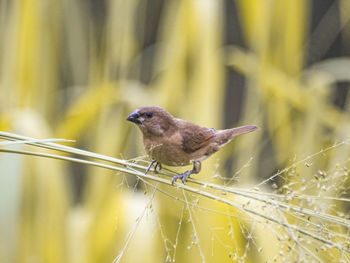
[{"left": 145, "top": 112, "right": 153, "bottom": 118}]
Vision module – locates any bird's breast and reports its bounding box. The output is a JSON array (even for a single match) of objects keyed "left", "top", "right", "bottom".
[{"left": 143, "top": 132, "right": 190, "bottom": 166}]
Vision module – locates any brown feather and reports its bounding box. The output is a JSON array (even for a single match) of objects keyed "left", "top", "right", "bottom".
[
  {"left": 214, "top": 125, "right": 259, "bottom": 147},
  {"left": 127, "top": 106, "right": 259, "bottom": 169},
  {"left": 179, "top": 122, "right": 215, "bottom": 153}
]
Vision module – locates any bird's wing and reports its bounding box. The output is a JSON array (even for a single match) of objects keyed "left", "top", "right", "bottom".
[{"left": 180, "top": 123, "right": 215, "bottom": 153}]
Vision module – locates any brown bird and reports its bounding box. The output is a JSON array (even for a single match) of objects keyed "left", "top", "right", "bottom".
[{"left": 127, "top": 106, "right": 258, "bottom": 184}]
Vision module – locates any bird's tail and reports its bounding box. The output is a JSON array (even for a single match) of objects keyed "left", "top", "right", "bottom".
[{"left": 214, "top": 125, "right": 259, "bottom": 146}]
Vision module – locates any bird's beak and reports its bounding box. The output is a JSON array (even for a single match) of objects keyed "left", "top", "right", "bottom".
[{"left": 126, "top": 110, "right": 142, "bottom": 124}]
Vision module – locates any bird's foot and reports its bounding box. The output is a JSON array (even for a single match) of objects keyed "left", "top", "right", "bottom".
[
  {"left": 154, "top": 162, "right": 162, "bottom": 173},
  {"left": 145, "top": 160, "right": 156, "bottom": 175},
  {"left": 145, "top": 160, "right": 162, "bottom": 175},
  {"left": 172, "top": 170, "right": 192, "bottom": 184}
]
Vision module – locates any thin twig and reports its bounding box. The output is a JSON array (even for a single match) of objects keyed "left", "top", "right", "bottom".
[
  {"left": 1, "top": 133, "right": 350, "bottom": 253},
  {"left": 112, "top": 185, "right": 158, "bottom": 263},
  {"left": 183, "top": 190, "right": 206, "bottom": 263}
]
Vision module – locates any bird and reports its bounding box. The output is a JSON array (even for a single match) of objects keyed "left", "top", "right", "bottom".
[{"left": 126, "top": 106, "right": 258, "bottom": 184}]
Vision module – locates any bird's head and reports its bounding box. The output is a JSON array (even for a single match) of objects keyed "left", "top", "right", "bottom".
[{"left": 126, "top": 106, "right": 175, "bottom": 136}]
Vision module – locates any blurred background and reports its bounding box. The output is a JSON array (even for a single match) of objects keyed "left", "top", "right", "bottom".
[{"left": 1, "top": 0, "right": 350, "bottom": 262}]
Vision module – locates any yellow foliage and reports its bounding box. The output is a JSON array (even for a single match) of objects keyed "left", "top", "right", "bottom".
[{"left": 0, "top": 0, "right": 350, "bottom": 262}]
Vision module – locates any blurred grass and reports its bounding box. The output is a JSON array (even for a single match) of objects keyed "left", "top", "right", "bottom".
[{"left": 0, "top": 0, "right": 350, "bottom": 262}]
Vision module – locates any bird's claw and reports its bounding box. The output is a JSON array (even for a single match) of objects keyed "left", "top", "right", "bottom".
[
  {"left": 172, "top": 171, "right": 192, "bottom": 185},
  {"left": 145, "top": 160, "right": 156, "bottom": 175},
  {"left": 154, "top": 162, "right": 162, "bottom": 173},
  {"left": 145, "top": 160, "right": 162, "bottom": 175}
]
